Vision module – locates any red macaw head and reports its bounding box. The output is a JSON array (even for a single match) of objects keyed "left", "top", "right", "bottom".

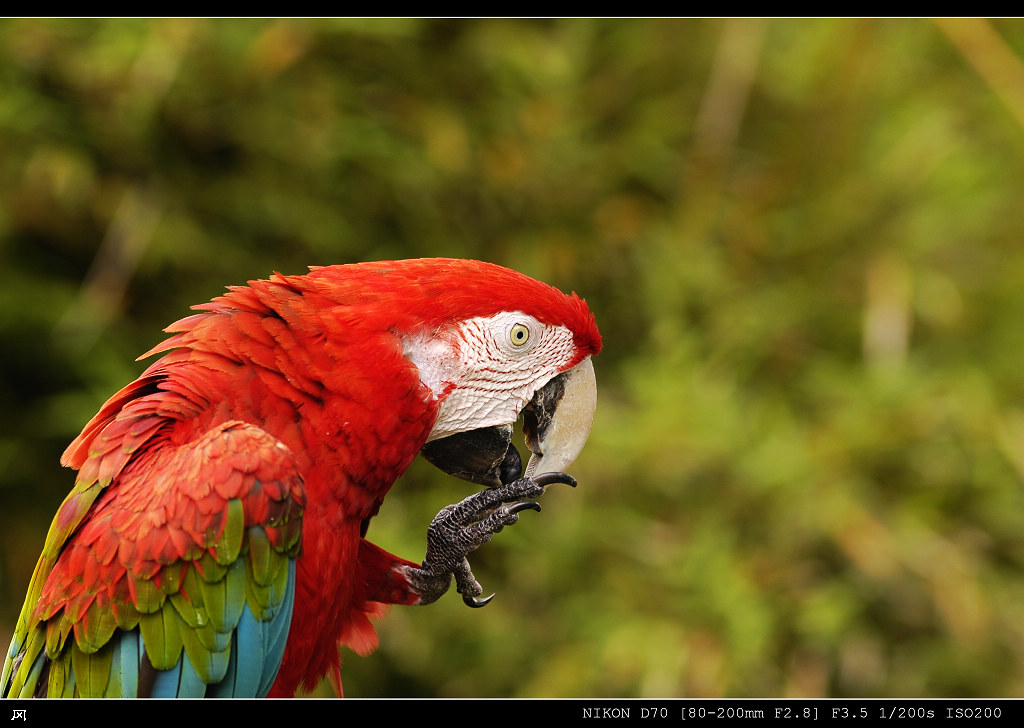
[
  {"left": 305, "top": 258, "right": 602, "bottom": 487},
  {"left": 411, "top": 301, "right": 601, "bottom": 487}
]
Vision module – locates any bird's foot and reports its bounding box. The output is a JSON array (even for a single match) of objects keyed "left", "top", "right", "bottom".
[{"left": 403, "top": 472, "right": 576, "bottom": 607}]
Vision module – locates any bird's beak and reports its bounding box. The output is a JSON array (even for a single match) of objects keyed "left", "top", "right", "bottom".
[
  {"left": 420, "top": 423, "right": 521, "bottom": 487},
  {"left": 522, "top": 356, "right": 597, "bottom": 478},
  {"left": 420, "top": 356, "right": 597, "bottom": 486}
]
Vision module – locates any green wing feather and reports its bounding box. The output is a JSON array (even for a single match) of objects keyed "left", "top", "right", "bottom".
[{"left": 3, "top": 419, "right": 304, "bottom": 698}]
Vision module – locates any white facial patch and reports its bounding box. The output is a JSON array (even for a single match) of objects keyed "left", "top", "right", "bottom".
[{"left": 403, "top": 312, "right": 578, "bottom": 442}]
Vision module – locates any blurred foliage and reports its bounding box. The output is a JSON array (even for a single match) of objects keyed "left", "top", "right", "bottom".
[{"left": 2, "top": 18, "right": 1024, "bottom": 698}]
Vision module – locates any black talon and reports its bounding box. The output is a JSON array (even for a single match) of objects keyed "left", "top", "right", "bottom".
[
  {"left": 463, "top": 593, "right": 495, "bottom": 608},
  {"left": 508, "top": 500, "right": 541, "bottom": 515},
  {"left": 533, "top": 472, "right": 577, "bottom": 488}
]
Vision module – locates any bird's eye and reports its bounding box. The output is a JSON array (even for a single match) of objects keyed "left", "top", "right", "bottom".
[{"left": 509, "top": 323, "right": 531, "bottom": 347}]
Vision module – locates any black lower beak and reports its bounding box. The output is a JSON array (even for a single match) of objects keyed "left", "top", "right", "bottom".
[{"left": 420, "top": 424, "right": 523, "bottom": 487}]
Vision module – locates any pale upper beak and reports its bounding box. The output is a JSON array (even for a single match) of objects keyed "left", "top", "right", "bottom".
[{"left": 522, "top": 356, "right": 596, "bottom": 478}]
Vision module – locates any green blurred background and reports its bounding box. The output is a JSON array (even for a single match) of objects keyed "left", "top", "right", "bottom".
[{"left": 2, "top": 18, "right": 1024, "bottom": 698}]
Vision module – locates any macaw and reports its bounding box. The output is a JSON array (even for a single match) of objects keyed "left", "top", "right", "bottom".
[{"left": 2, "top": 258, "right": 601, "bottom": 698}]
